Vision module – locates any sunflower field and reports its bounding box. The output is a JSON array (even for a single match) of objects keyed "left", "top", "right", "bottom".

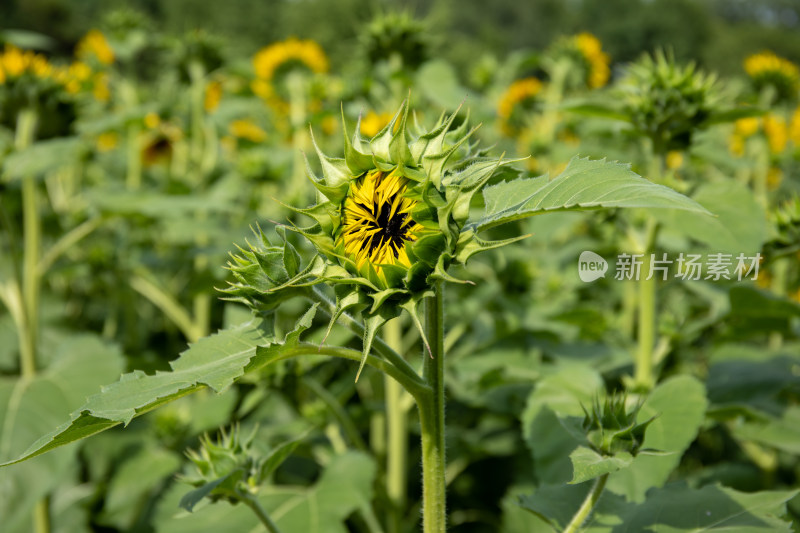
[{"left": 2, "top": 2, "right": 800, "bottom": 532}]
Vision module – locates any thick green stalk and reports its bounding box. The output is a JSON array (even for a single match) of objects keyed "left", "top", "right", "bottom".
[
  {"left": 16, "top": 109, "right": 50, "bottom": 533},
  {"left": 633, "top": 221, "right": 658, "bottom": 391},
  {"left": 418, "top": 282, "right": 447, "bottom": 532},
  {"left": 287, "top": 72, "right": 308, "bottom": 201},
  {"left": 17, "top": 108, "right": 39, "bottom": 379},
  {"left": 120, "top": 82, "right": 142, "bottom": 191},
  {"left": 189, "top": 60, "right": 211, "bottom": 339},
  {"left": 384, "top": 318, "right": 408, "bottom": 533},
  {"left": 563, "top": 474, "right": 608, "bottom": 533}
]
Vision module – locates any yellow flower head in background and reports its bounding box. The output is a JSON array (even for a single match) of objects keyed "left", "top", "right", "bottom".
[
  {"left": 339, "top": 169, "right": 425, "bottom": 280},
  {"left": 76, "top": 30, "right": 115, "bottom": 65},
  {"left": 790, "top": 105, "right": 800, "bottom": 146},
  {"left": 96, "top": 131, "right": 119, "bottom": 152},
  {"left": 497, "top": 77, "right": 543, "bottom": 120},
  {"left": 730, "top": 114, "right": 789, "bottom": 156},
  {"left": 763, "top": 114, "right": 788, "bottom": 155},
  {"left": 359, "top": 111, "right": 393, "bottom": 138},
  {"left": 228, "top": 119, "right": 267, "bottom": 143},
  {"left": 204, "top": 80, "right": 223, "bottom": 112},
  {"left": 744, "top": 51, "right": 799, "bottom": 102},
  {"left": 734, "top": 117, "right": 760, "bottom": 138},
  {"left": 0, "top": 45, "right": 54, "bottom": 82},
  {"left": 574, "top": 32, "right": 610, "bottom": 89},
  {"left": 251, "top": 37, "right": 329, "bottom": 110},
  {"left": 252, "top": 37, "right": 328, "bottom": 82}
]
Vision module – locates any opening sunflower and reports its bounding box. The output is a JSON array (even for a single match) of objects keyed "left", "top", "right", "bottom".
[{"left": 339, "top": 169, "right": 424, "bottom": 277}]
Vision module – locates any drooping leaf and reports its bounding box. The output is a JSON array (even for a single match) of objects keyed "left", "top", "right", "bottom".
[
  {"left": 0, "top": 317, "right": 294, "bottom": 467},
  {"left": 468, "top": 157, "right": 711, "bottom": 231}
]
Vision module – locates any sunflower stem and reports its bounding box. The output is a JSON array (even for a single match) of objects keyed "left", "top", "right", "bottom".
[
  {"left": 384, "top": 317, "right": 409, "bottom": 533},
  {"left": 419, "top": 281, "right": 447, "bottom": 532},
  {"left": 237, "top": 489, "right": 284, "bottom": 533},
  {"left": 633, "top": 218, "right": 659, "bottom": 391},
  {"left": 120, "top": 81, "right": 142, "bottom": 191},
  {"left": 189, "top": 60, "right": 211, "bottom": 340},
  {"left": 17, "top": 108, "right": 39, "bottom": 380},
  {"left": 16, "top": 108, "right": 50, "bottom": 533},
  {"left": 563, "top": 474, "right": 609, "bottom": 533}
]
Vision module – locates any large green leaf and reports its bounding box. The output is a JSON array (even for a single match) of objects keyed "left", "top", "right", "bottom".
[
  {"left": 654, "top": 181, "right": 768, "bottom": 254},
  {"left": 0, "top": 334, "right": 125, "bottom": 533},
  {"left": 520, "top": 483, "right": 798, "bottom": 532},
  {"left": 0, "top": 312, "right": 316, "bottom": 467},
  {"left": 467, "top": 157, "right": 711, "bottom": 231},
  {"left": 607, "top": 375, "right": 707, "bottom": 501},
  {"left": 1, "top": 137, "right": 85, "bottom": 182}
]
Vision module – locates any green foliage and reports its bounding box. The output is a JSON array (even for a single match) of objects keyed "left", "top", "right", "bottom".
[
  {"left": 2, "top": 7, "right": 800, "bottom": 532},
  {"left": 469, "top": 156, "right": 711, "bottom": 232}
]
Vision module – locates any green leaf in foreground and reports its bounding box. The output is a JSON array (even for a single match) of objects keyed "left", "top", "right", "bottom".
[
  {"left": 467, "top": 157, "right": 712, "bottom": 231},
  {"left": 0, "top": 312, "right": 318, "bottom": 467},
  {"left": 520, "top": 483, "right": 798, "bottom": 533}
]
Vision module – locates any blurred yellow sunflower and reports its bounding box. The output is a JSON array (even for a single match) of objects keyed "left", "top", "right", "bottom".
[
  {"left": 789, "top": 105, "right": 800, "bottom": 146},
  {"left": 251, "top": 37, "right": 329, "bottom": 112},
  {"left": 497, "top": 77, "right": 543, "bottom": 120},
  {"left": 763, "top": 114, "right": 788, "bottom": 155},
  {"left": 730, "top": 115, "right": 789, "bottom": 156},
  {"left": 359, "top": 111, "right": 393, "bottom": 137},
  {"left": 204, "top": 79, "right": 223, "bottom": 112},
  {"left": 574, "top": 32, "right": 610, "bottom": 89},
  {"left": 228, "top": 119, "right": 267, "bottom": 143},
  {"left": 76, "top": 30, "right": 115, "bottom": 65},
  {"left": 252, "top": 37, "right": 328, "bottom": 81},
  {"left": 0, "top": 45, "right": 54, "bottom": 81},
  {"left": 744, "top": 51, "right": 799, "bottom": 102}
]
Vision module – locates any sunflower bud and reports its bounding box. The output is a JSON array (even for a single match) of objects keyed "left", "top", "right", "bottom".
[
  {"left": 182, "top": 425, "right": 259, "bottom": 505},
  {"left": 225, "top": 100, "right": 524, "bottom": 378},
  {"left": 582, "top": 393, "right": 655, "bottom": 457}
]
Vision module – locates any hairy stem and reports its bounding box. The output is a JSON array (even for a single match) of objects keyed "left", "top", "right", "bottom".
[
  {"left": 418, "top": 282, "right": 446, "bottom": 532},
  {"left": 563, "top": 474, "right": 609, "bottom": 533}
]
